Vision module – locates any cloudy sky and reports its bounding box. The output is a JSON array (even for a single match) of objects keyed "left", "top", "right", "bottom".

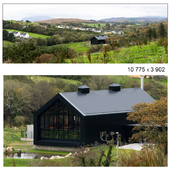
[{"left": 3, "top": 4, "right": 167, "bottom": 21}]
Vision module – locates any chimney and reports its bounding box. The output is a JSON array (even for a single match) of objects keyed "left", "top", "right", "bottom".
[
  {"left": 78, "top": 85, "right": 90, "bottom": 93},
  {"left": 109, "top": 83, "right": 121, "bottom": 91},
  {"left": 141, "top": 75, "right": 144, "bottom": 90}
]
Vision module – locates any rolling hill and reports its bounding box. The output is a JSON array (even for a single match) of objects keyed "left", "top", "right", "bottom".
[
  {"left": 99, "top": 16, "right": 167, "bottom": 22},
  {"left": 22, "top": 16, "right": 55, "bottom": 22},
  {"left": 36, "top": 18, "right": 93, "bottom": 24}
]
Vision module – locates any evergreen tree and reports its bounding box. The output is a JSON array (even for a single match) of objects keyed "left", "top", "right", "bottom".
[
  {"left": 147, "top": 28, "right": 152, "bottom": 40},
  {"left": 152, "top": 28, "right": 157, "bottom": 39},
  {"left": 158, "top": 23, "right": 166, "bottom": 38}
]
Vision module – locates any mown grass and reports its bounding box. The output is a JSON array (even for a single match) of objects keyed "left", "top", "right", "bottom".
[{"left": 4, "top": 29, "right": 50, "bottom": 39}]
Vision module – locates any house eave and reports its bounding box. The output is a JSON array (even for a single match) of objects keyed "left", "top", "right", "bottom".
[{"left": 83, "top": 110, "right": 132, "bottom": 116}]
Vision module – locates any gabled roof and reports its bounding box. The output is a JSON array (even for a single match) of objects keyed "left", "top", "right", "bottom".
[
  {"left": 94, "top": 35, "right": 108, "bottom": 40},
  {"left": 34, "top": 87, "right": 154, "bottom": 117},
  {"left": 59, "top": 88, "right": 154, "bottom": 116}
]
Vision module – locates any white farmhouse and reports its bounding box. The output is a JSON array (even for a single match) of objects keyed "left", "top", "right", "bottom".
[
  {"left": 20, "top": 32, "right": 29, "bottom": 38},
  {"left": 13, "top": 31, "right": 20, "bottom": 37}
]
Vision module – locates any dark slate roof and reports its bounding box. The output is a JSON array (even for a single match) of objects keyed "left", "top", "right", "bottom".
[
  {"left": 59, "top": 88, "right": 154, "bottom": 116},
  {"left": 94, "top": 35, "right": 108, "bottom": 40}
]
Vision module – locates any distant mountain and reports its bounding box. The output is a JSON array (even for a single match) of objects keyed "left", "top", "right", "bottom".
[
  {"left": 21, "top": 16, "right": 55, "bottom": 22},
  {"left": 99, "top": 16, "right": 167, "bottom": 22},
  {"left": 36, "top": 18, "right": 93, "bottom": 24}
]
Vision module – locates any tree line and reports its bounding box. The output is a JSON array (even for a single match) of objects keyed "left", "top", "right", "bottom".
[
  {"left": 105, "top": 22, "right": 167, "bottom": 50},
  {"left": 3, "top": 42, "right": 75, "bottom": 63},
  {"left": 3, "top": 75, "right": 167, "bottom": 127}
]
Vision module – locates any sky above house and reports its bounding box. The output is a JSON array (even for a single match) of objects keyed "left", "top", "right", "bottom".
[{"left": 3, "top": 4, "right": 167, "bottom": 21}]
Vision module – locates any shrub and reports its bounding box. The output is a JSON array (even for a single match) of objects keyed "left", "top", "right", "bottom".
[
  {"left": 36, "top": 54, "right": 54, "bottom": 63},
  {"left": 119, "top": 144, "right": 167, "bottom": 166},
  {"left": 13, "top": 116, "right": 25, "bottom": 127}
]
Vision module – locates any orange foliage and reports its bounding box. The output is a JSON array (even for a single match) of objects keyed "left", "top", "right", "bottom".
[{"left": 127, "top": 97, "right": 167, "bottom": 151}]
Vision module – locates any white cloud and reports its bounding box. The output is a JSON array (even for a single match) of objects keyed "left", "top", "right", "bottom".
[{"left": 3, "top": 4, "right": 167, "bottom": 21}]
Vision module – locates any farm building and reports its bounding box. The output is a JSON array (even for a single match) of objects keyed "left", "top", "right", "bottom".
[
  {"left": 20, "top": 32, "right": 29, "bottom": 38},
  {"left": 90, "top": 35, "right": 108, "bottom": 44},
  {"left": 13, "top": 31, "right": 20, "bottom": 37},
  {"left": 34, "top": 83, "right": 154, "bottom": 148}
]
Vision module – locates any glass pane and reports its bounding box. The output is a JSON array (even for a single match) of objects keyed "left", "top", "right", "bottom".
[
  {"left": 69, "top": 130, "right": 74, "bottom": 139},
  {"left": 77, "top": 130, "right": 81, "bottom": 140},
  {"left": 54, "top": 130, "right": 59, "bottom": 138},
  {"left": 45, "top": 113, "right": 50, "bottom": 129},
  {"left": 41, "top": 114, "right": 44, "bottom": 128},
  {"left": 44, "top": 130, "right": 49, "bottom": 138},
  {"left": 58, "top": 130, "right": 63, "bottom": 139},
  {"left": 54, "top": 115, "right": 58, "bottom": 129},
  {"left": 49, "top": 130, "right": 54, "bottom": 138},
  {"left": 40, "top": 99, "right": 81, "bottom": 140},
  {"left": 41, "top": 130, "right": 45, "bottom": 138},
  {"left": 50, "top": 115, "right": 54, "bottom": 129},
  {"left": 63, "top": 130, "right": 68, "bottom": 139},
  {"left": 64, "top": 115, "right": 68, "bottom": 130}
]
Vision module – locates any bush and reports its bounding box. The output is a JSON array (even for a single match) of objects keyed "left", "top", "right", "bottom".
[
  {"left": 14, "top": 116, "right": 25, "bottom": 127},
  {"left": 102, "top": 44, "right": 112, "bottom": 52},
  {"left": 36, "top": 54, "right": 54, "bottom": 63},
  {"left": 88, "top": 45, "right": 102, "bottom": 53},
  {"left": 119, "top": 144, "right": 167, "bottom": 166}
]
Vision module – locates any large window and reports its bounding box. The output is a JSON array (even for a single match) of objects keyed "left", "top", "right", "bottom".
[{"left": 40, "top": 100, "right": 81, "bottom": 140}]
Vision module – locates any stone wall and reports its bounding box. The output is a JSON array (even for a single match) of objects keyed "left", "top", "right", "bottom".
[{"left": 35, "top": 145, "right": 77, "bottom": 152}]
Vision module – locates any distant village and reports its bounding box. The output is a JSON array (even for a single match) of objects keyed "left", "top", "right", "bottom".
[
  {"left": 7, "top": 22, "right": 124, "bottom": 40},
  {"left": 55, "top": 24, "right": 124, "bottom": 35}
]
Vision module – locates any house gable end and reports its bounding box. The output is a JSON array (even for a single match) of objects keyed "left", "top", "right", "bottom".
[{"left": 34, "top": 93, "right": 84, "bottom": 118}]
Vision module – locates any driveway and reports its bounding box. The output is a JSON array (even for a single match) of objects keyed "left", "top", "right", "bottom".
[{"left": 119, "top": 143, "right": 144, "bottom": 151}]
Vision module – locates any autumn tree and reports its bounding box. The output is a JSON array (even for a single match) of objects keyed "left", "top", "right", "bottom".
[{"left": 127, "top": 97, "right": 167, "bottom": 154}]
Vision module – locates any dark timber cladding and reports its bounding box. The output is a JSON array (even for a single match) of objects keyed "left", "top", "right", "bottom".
[
  {"left": 90, "top": 35, "right": 108, "bottom": 44},
  {"left": 34, "top": 83, "right": 154, "bottom": 147}
]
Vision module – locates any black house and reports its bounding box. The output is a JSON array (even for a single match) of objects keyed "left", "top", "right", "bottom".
[
  {"left": 34, "top": 84, "right": 154, "bottom": 148},
  {"left": 90, "top": 35, "right": 108, "bottom": 44}
]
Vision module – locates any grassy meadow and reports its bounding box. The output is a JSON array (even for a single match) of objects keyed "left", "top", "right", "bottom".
[
  {"left": 3, "top": 40, "right": 14, "bottom": 47},
  {"left": 64, "top": 41, "right": 167, "bottom": 63},
  {"left": 82, "top": 22, "right": 105, "bottom": 27}
]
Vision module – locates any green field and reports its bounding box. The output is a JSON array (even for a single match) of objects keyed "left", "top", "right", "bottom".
[
  {"left": 5, "top": 20, "right": 39, "bottom": 26},
  {"left": 4, "top": 29, "right": 50, "bottom": 39},
  {"left": 63, "top": 41, "right": 90, "bottom": 53},
  {"left": 82, "top": 22, "right": 105, "bottom": 27},
  {"left": 3, "top": 40, "right": 14, "bottom": 47},
  {"left": 24, "top": 75, "right": 80, "bottom": 85},
  {"left": 65, "top": 41, "right": 167, "bottom": 63}
]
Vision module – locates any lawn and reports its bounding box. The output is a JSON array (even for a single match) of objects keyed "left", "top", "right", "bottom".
[
  {"left": 4, "top": 29, "right": 50, "bottom": 39},
  {"left": 3, "top": 126, "right": 135, "bottom": 167}
]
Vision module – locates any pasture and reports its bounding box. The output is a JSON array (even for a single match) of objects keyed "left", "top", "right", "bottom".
[{"left": 4, "top": 29, "right": 50, "bottom": 39}]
